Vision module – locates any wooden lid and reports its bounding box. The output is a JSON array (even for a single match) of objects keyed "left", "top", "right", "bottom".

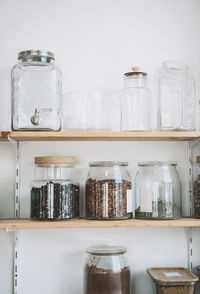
[
  {"left": 35, "top": 156, "right": 75, "bottom": 167},
  {"left": 147, "top": 268, "right": 199, "bottom": 285},
  {"left": 196, "top": 156, "right": 200, "bottom": 164}
]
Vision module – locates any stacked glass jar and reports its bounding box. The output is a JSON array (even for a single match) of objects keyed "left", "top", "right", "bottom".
[{"left": 31, "top": 156, "right": 79, "bottom": 220}]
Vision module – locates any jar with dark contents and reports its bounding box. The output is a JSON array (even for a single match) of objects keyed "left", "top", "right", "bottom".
[
  {"left": 86, "top": 161, "right": 132, "bottom": 220},
  {"left": 84, "top": 245, "right": 131, "bottom": 294},
  {"left": 31, "top": 156, "right": 79, "bottom": 220},
  {"left": 193, "top": 156, "right": 200, "bottom": 218}
]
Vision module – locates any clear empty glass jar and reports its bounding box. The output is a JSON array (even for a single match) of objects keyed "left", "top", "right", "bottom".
[
  {"left": 62, "top": 91, "right": 110, "bottom": 131},
  {"left": 135, "top": 161, "right": 181, "bottom": 219},
  {"left": 31, "top": 156, "right": 79, "bottom": 220},
  {"left": 11, "top": 50, "right": 62, "bottom": 130},
  {"left": 156, "top": 60, "right": 195, "bottom": 131},
  {"left": 120, "top": 68, "right": 151, "bottom": 131},
  {"left": 84, "top": 245, "right": 131, "bottom": 294},
  {"left": 86, "top": 161, "right": 132, "bottom": 220},
  {"left": 193, "top": 156, "right": 200, "bottom": 218}
]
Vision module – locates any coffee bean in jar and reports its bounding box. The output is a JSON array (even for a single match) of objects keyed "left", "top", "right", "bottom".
[
  {"left": 85, "top": 161, "right": 132, "bottom": 220},
  {"left": 84, "top": 245, "right": 131, "bottom": 294},
  {"left": 31, "top": 156, "right": 80, "bottom": 220},
  {"left": 193, "top": 156, "right": 200, "bottom": 218}
]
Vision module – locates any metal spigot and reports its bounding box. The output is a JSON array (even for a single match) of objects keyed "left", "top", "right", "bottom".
[{"left": 31, "top": 108, "right": 52, "bottom": 126}]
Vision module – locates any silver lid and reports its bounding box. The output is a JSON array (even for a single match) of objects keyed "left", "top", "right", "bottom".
[
  {"left": 89, "top": 161, "right": 128, "bottom": 167},
  {"left": 87, "top": 245, "right": 127, "bottom": 255},
  {"left": 18, "top": 50, "right": 55, "bottom": 60},
  {"left": 138, "top": 161, "right": 177, "bottom": 167}
]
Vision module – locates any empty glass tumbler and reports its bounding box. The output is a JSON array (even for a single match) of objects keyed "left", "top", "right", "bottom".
[
  {"left": 156, "top": 60, "right": 195, "bottom": 131},
  {"left": 11, "top": 50, "right": 62, "bottom": 130},
  {"left": 84, "top": 245, "right": 131, "bottom": 294},
  {"left": 135, "top": 161, "right": 181, "bottom": 219},
  {"left": 63, "top": 91, "right": 110, "bottom": 131},
  {"left": 120, "top": 68, "right": 151, "bottom": 131}
]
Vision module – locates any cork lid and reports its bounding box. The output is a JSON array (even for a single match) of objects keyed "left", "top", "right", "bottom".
[
  {"left": 35, "top": 156, "right": 75, "bottom": 167},
  {"left": 196, "top": 156, "right": 200, "bottom": 164},
  {"left": 147, "top": 268, "right": 198, "bottom": 286}
]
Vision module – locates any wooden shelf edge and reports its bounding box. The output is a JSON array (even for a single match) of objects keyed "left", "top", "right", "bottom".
[
  {"left": 0, "top": 131, "right": 199, "bottom": 141},
  {"left": 0, "top": 218, "right": 199, "bottom": 229}
]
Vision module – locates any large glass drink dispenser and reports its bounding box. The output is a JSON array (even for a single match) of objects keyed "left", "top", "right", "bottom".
[
  {"left": 156, "top": 60, "right": 195, "bottom": 131},
  {"left": 11, "top": 50, "right": 62, "bottom": 130}
]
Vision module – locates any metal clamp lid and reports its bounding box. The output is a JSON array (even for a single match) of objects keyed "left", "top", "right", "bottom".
[{"left": 18, "top": 50, "right": 55, "bottom": 60}]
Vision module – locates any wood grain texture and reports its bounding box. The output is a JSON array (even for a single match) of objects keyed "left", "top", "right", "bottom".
[
  {"left": 0, "top": 218, "right": 200, "bottom": 229},
  {"left": 6, "top": 131, "right": 200, "bottom": 141}
]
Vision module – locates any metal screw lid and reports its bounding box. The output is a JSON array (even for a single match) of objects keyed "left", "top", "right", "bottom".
[
  {"left": 124, "top": 66, "right": 147, "bottom": 77},
  {"left": 18, "top": 50, "right": 55, "bottom": 60}
]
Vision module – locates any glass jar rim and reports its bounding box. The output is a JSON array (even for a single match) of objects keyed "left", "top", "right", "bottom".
[
  {"left": 89, "top": 161, "right": 128, "bottom": 167},
  {"left": 87, "top": 245, "right": 127, "bottom": 255},
  {"left": 162, "top": 60, "right": 189, "bottom": 71},
  {"left": 138, "top": 161, "right": 177, "bottom": 167}
]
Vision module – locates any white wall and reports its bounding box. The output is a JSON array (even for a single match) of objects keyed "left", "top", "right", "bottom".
[{"left": 0, "top": 0, "right": 200, "bottom": 293}]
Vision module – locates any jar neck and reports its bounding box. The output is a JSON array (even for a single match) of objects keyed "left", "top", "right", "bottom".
[
  {"left": 162, "top": 60, "right": 189, "bottom": 76},
  {"left": 18, "top": 56, "right": 54, "bottom": 64},
  {"left": 124, "top": 76, "right": 147, "bottom": 88},
  {"left": 35, "top": 165, "right": 72, "bottom": 180}
]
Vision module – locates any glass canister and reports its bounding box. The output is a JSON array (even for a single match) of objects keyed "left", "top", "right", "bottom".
[
  {"left": 135, "top": 161, "right": 181, "bottom": 219},
  {"left": 120, "top": 67, "right": 151, "bottom": 131},
  {"left": 86, "top": 161, "right": 132, "bottom": 220},
  {"left": 62, "top": 91, "right": 110, "bottom": 131},
  {"left": 31, "top": 156, "right": 79, "bottom": 220},
  {"left": 84, "top": 245, "right": 131, "bottom": 294},
  {"left": 11, "top": 50, "right": 62, "bottom": 131},
  {"left": 156, "top": 60, "right": 195, "bottom": 131},
  {"left": 193, "top": 156, "right": 200, "bottom": 218}
]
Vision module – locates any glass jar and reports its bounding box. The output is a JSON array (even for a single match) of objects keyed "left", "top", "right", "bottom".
[
  {"left": 11, "top": 50, "right": 62, "bottom": 131},
  {"left": 86, "top": 161, "right": 132, "bottom": 220},
  {"left": 193, "top": 157, "right": 200, "bottom": 218},
  {"left": 156, "top": 60, "right": 195, "bottom": 131},
  {"left": 120, "top": 68, "right": 151, "bottom": 131},
  {"left": 84, "top": 245, "right": 131, "bottom": 294},
  {"left": 135, "top": 161, "right": 181, "bottom": 219},
  {"left": 62, "top": 91, "right": 110, "bottom": 131},
  {"left": 31, "top": 156, "right": 79, "bottom": 220}
]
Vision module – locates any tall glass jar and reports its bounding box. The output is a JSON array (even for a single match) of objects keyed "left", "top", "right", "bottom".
[
  {"left": 31, "top": 156, "right": 79, "bottom": 220},
  {"left": 84, "top": 245, "right": 131, "bottom": 294},
  {"left": 135, "top": 161, "right": 181, "bottom": 219},
  {"left": 193, "top": 156, "right": 200, "bottom": 218},
  {"left": 62, "top": 91, "right": 110, "bottom": 131},
  {"left": 120, "top": 68, "right": 151, "bottom": 131},
  {"left": 86, "top": 161, "right": 132, "bottom": 220},
  {"left": 11, "top": 50, "right": 62, "bottom": 131},
  {"left": 156, "top": 60, "right": 195, "bottom": 131}
]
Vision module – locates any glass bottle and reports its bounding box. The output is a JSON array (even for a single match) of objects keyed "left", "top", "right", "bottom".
[
  {"left": 193, "top": 156, "right": 200, "bottom": 218},
  {"left": 31, "top": 156, "right": 79, "bottom": 220},
  {"left": 156, "top": 60, "right": 195, "bottom": 131},
  {"left": 11, "top": 50, "right": 62, "bottom": 130},
  {"left": 120, "top": 67, "right": 151, "bottom": 131},
  {"left": 84, "top": 245, "right": 131, "bottom": 294},
  {"left": 86, "top": 161, "right": 132, "bottom": 220},
  {"left": 135, "top": 161, "right": 181, "bottom": 219}
]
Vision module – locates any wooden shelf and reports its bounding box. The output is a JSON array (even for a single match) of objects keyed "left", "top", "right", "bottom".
[
  {"left": 0, "top": 131, "right": 200, "bottom": 141},
  {"left": 0, "top": 218, "right": 200, "bottom": 229}
]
